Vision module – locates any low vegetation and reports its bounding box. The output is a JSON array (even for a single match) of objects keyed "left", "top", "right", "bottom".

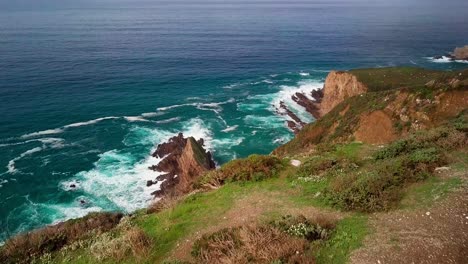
[
  {"left": 196, "top": 154, "right": 284, "bottom": 188},
  {"left": 0, "top": 212, "right": 123, "bottom": 264},
  {"left": 1, "top": 67, "right": 466, "bottom": 264}
]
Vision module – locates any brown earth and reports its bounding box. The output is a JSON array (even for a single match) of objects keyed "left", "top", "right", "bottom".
[
  {"left": 168, "top": 190, "right": 345, "bottom": 263},
  {"left": 354, "top": 110, "right": 397, "bottom": 144},
  {"left": 350, "top": 168, "right": 468, "bottom": 264}
]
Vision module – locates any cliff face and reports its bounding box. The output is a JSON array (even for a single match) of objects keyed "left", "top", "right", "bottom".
[
  {"left": 274, "top": 68, "right": 468, "bottom": 156},
  {"left": 320, "top": 71, "right": 368, "bottom": 115},
  {"left": 452, "top": 45, "right": 468, "bottom": 60},
  {"left": 150, "top": 133, "right": 215, "bottom": 197}
]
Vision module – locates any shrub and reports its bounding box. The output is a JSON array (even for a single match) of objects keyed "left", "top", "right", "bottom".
[
  {"left": 192, "top": 225, "right": 313, "bottom": 264},
  {"left": 296, "top": 157, "right": 337, "bottom": 178},
  {"left": 324, "top": 150, "right": 443, "bottom": 212},
  {"left": 196, "top": 155, "right": 284, "bottom": 188},
  {"left": 90, "top": 227, "right": 152, "bottom": 262},
  {"left": 0, "top": 212, "right": 123, "bottom": 264},
  {"left": 270, "top": 215, "right": 335, "bottom": 241},
  {"left": 375, "top": 126, "right": 466, "bottom": 160}
]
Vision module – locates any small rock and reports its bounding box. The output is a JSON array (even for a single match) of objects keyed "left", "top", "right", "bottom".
[
  {"left": 290, "top": 159, "right": 301, "bottom": 167},
  {"left": 426, "top": 212, "right": 431, "bottom": 216},
  {"left": 146, "top": 180, "right": 154, "bottom": 187},
  {"left": 435, "top": 166, "right": 450, "bottom": 172},
  {"left": 69, "top": 184, "right": 76, "bottom": 188}
]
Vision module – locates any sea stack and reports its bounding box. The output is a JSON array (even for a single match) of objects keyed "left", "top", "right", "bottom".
[{"left": 149, "top": 133, "right": 216, "bottom": 197}]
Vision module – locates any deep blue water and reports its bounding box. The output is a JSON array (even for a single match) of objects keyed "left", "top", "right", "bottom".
[{"left": 0, "top": 0, "right": 467, "bottom": 242}]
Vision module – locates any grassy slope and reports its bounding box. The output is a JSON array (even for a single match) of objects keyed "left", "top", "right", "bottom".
[{"left": 2, "top": 67, "right": 467, "bottom": 264}]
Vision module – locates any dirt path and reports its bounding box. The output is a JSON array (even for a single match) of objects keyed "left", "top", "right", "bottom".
[
  {"left": 167, "top": 189, "right": 345, "bottom": 262},
  {"left": 350, "top": 170, "right": 468, "bottom": 264}
]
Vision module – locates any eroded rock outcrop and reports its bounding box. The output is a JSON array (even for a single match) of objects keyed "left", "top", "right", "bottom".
[
  {"left": 452, "top": 45, "right": 468, "bottom": 60},
  {"left": 434, "top": 45, "right": 468, "bottom": 61},
  {"left": 320, "top": 71, "right": 368, "bottom": 115},
  {"left": 149, "top": 133, "right": 215, "bottom": 197}
]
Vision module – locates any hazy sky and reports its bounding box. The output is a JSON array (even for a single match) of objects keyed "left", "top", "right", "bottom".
[{"left": 1, "top": 0, "right": 466, "bottom": 11}]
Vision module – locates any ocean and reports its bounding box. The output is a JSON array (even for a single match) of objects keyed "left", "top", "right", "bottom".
[{"left": 0, "top": 0, "right": 467, "bottom": 242}]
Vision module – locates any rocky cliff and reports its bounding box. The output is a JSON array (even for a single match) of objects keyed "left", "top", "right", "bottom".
[
  {"left": 149, "top": 133, "right": 215, "bottom": 197},
  {"left": 274, "top": 68, "right": 468, "bottom": 155},
  {"left": 320, "top": 71, "right": 368, "bottom": 115}
]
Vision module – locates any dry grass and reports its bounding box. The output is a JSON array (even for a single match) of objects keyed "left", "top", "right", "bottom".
[
  {"left": 192, "top": 225, "right": 314, "bottom": 264},
  {"left": 90, "top": 227, "right": 152, "bottom": 262},
  {"left": 0, "top": 212, "right": 123, "bottom": 264}
]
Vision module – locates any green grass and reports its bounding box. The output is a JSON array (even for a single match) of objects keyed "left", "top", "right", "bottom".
[
  {"left": 400, "top": 176, "right": 462, "bottom": 209},
  {"left": 135, "top": 183, "right": 242, "bottom": 262},
  {"left": 314, "top": 214, "right": 369, "bottom": 264},
  {"left": 333, "top": 142, "right": 364, "bottom": 161},
  {"left": 349, "top": 67, "right": 445, "bottom": 92}
]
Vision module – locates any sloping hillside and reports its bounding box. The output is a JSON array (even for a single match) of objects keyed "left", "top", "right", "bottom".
[{"left": 1, "top": 67, "right": 467, "bottom": 264}]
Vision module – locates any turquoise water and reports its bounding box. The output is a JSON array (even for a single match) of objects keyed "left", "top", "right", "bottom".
[{"left": 0, "top": 0, "right": 467, "bottom": 242}]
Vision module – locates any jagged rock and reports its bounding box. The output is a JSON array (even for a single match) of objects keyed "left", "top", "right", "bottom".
[
  {"left": 146, "top": 180, "right": 154, "bottom": 187},
  {"left": 149, "top": 133, "right": 215, "bottom": 197},
  {"left": 452, "top": 45, "right": 468, "bottom": 60},
  {"left": 292, "top": 92, "right": 321, "bottom": 119},
  {"left": 277, "top": 101, "right": 305, "bottom": 133},
  {"left": 320, "top": 71, "right": 367, "bottom": 115}
]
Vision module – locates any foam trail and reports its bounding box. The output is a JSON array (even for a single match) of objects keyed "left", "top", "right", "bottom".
[
  {"left": 64, "top": 116, "right": 119, "bottom": 128},
  {"left": 156, "top": 117, "right": 181, "bottom": 124},
  {"left": 7, "top": 147, "right": 43, "bottom": 174},
  {"left": 0, "top": 137, "right": 63, "bottom": 148},
  {"left": 141, "top": 112, "right": 164, "bottom": 117},
  {"left": 221, "top": 125, "right": 239, "bottom": 132},
  {"left": 21, "top": 117, "right": 120, "bottom": 139},
  {"left": 21, "top": 128, "right": 64, "bottom": 139},
  {"left": 124, "top": 116, "right": 151, "bottom": 122}
]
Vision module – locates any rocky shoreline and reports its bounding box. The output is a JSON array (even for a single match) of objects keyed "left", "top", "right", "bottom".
[{"left": 434, "top": 45, "right": 468, "bottom": 62}]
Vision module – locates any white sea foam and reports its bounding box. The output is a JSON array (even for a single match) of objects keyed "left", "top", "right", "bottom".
[
  {"left": 38, "top": 138, "right": 66, "bottom": 149},
  {"left": 273, "top": 135, "right": 292, "bottom": 144},
  {"left": 299, "top": 72, "right": 310, "bottom": 76},
  {"left": 156, "top": 117, "right": 181, "bottom": 124},
  {"left": 65, "top": 116, "right": 119, "bottom": 128},
  {"left": 221, "top": 125, "right": 239, "bottom": 132},
  {"left": 60, "top": 119, "right": 212, "bottom": 213},
  {"left": 244, "top": 115, "right": 285, "bottom": 129},
  {"left": 0, "top": 137, "right": 64, "bottom": 148},
  {"left": 7, "top": 147, "right": 43, "bottom": 174},
  {"left": 60, "top": 179, "right": 81, "bottom": 191},
  {"left": 74, "top": 150, "right": 165, "bottom": 212},
  {"left": 124, "top": 116, "right": 151, "bottom": 122},
  {"left": 272, "top": 80, "right": 324, "bottom": 123},
  {"left": 141, "top": 112, "right": 164, "bottom": 117},
  {"left": 0, "top": 179, "right": 8, "bottom": 188},
  {"left": 157, "top": 98, "right": 235, "bottom": 112},
  {"left": 21, "top": 117, "right": 120, "bottom": 139},
  {"left": 426, "top": 56, "right": 468, "bottom": 64},
  {"left": 182, "top": 118, "right": 213, "bottom": 150},
  {"left": 21, "top": 128, "right": 65, "bottom": 139}
]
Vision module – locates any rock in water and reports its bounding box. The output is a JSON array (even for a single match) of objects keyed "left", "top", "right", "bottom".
[
  {"left": 452, "top": 45, "right": 468, "bottom": 60},
  {"left": 149, "top": 133, "right": 216, "bottom": 197}
]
